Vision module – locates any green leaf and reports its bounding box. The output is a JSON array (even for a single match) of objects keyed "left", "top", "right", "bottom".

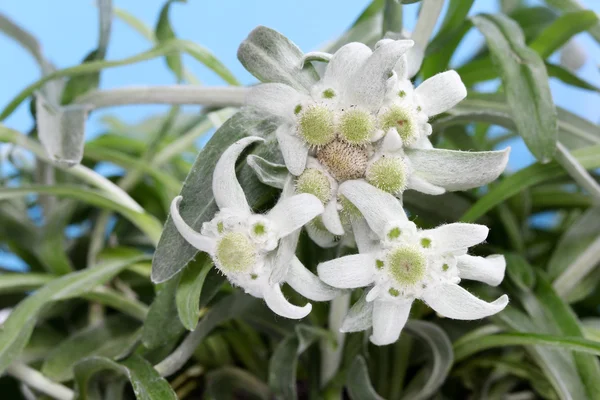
[
  {"left": 505, "top": 253, "right": 536, "bottom": 291},
  {"left": 151, "top": 109, "right": 280, "bottom": 283},
  {"left": 0, "top": 184, "right": 163, "bottom": 245},
  {"left": 529, "top": 10, "right": 598, "bottom": 58},
  {"left": 268, "top": 325, "right": 332, "bottom": 400},
  {"left": 155, "top": 0, "right": 186, "bottom": 81},
  {"left": 454, "top": 332, "right": 600, "bottom": 362},
  {"left": 237, "top": 26, "right": 319, "bottom": 92},
  {"left": 0, "top": 254, "right": 148, "bottom": 374},
  {"left": 41, "top": 315, "right": 140, "bottom": 382},
  {"left": 346, "top": 356, "right": 384, "bottom": 400},
  {"left": 206, "top": 367, "right": 270, "bottom": 400},
  {"left": 401, "top": 320, "right": 453, "bottom": 400},
  {"left": 74, "top": 355, "right": 177, "bottom": 400},
  {"left": 461, "top": 144, "right": 600, "bottom": 222},
  {"left": 113, "top": 7, "right": 156, "bottom": 41},
  {"left": 246, "top": 155, "right": 288, "bottom": 189},
  {"left": 175, "top": 255, "right": 214, "bottom": 330},
  {"left": 533, "top": 273, "right": 600, "bottom": 399},
  {"left": 546, "top": 62, "right": 600, "bottom": 93},
  {"left": 83, "top": 287, "right": 149, "bottom": 321},
  {"left": 142, "top": 275, "right": 185, "bottom": 349},
  {"left": 544, "top": 0, "right": 600, "bottom": 44},
  {"left": 471, "top": 14, "right": 557, "bottom": 162},
  {"left": 548, "top": 207, "right": 600, "bottom": 279},
  {"left": 0, "top": 273, "right": 54, "bottom": 294}
]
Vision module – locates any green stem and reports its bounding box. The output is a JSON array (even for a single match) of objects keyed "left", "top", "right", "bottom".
[{"left": 6, "top": 363, "right": 74, "bottom": 400}]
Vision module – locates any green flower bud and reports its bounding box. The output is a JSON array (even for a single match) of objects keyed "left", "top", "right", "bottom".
[
  {"left": 215, "top": 232, "right": 256, "bottom": 273},
  {"left": 298, "top": 105, "right": 335, "bottom": 146},
  {"left": 339, "top": 109, "right": 375, "bottom": 145},
  {"left": 387, "top": 246, "right": 427, "bottom": 287},
  {"left": 296, "top": 168, "right": 332, "bottom": 204},
  {"left": 380, "top": 105, "right": 419, "bottom": 145},
  {"left": 366, "top": 156, "right": 407, "bottom": 194}
]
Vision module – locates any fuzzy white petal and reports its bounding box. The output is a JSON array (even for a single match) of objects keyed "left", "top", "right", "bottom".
[
  {"left": 341, "top": 292, "right": 373, "bottom": 332},
  {"left": 381, "top": 128, "right": 403, "bottom": 152},
  {"left": 370, "top": 299, "right": 413, "bottom": 346},
  {"left": 346, "top": 40, "right": 414, "bottom": 111},
  {"left": 406, "top": 175, "right": 446, "bottom": 195},
  {"left": 246, "top": 83, "right": 306, "bottom": 121},
  {"left": 270, "top": 229, "right": 300, "bottom": 284},
  {"left": 213, "top": 136, "right": 263, "bottom": 212},
  {"left": 322, "top": 200, "right": 344, "bottom": 236},
  {"left": 406, "top": 45, "right": 425, "bottom": 79},
  {"left": 339, "top": 180, "right": 408, "bottom": 239},
  {"left": 305, "top": 222, "right": 338, "bottom": 248},
  {"left": 422, "top": 284, "right": 508, "bottom": 320},
  {"left": 425, "top": 223, "right": 489, "bottom": 251},
  {"left": 268, "top": 193, "right": 324, "bottom": 239},
  {"left": 318, "top": 253, "right": 376, "bottom": 288},
  {"left": 319, "top": 42, "right": 372, "bottom": 96},
  {"left": 286, "top": 257, "right": 340, "bottom": 301},
  {"left": 394, "top": 54, "right": 409, "bottom": 80},
  {"left": 262, "top": 284, "right": 312, "bottom": 319},
  {"left": 406, "top": 148, "right": 510, "bottom": 191},
  {"left": 351, "top": 218, "right": 380, "bottom": 254},
  {"left": 457, "top": 254, "right": 506, "bottom": 287},
  {"left": 414, "top": 70, "right": 467, "bottom": 117},
  {"left": 170, "top": 196, "right": 216, "bottom": 255},
  {"left": 276, "top": 125, "right": 309, "bottom": 176}
]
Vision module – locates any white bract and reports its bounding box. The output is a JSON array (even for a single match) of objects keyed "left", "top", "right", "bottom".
[
  {"left": 317, "top": 180, "right": 508, "bottom": 345},
  {"left": 170, "top": 136, "right": 339, "bottom": 319},
  {"left": 246, "top": 39, "right": 510, "bottom": 241}
]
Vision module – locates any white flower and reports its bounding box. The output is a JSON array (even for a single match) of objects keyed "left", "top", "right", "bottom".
[
  {"left": 317, "top": 180, "right": 508, "bottom": 345},
  {"left": 247, "top": 39, "right": 509, "bottom": 241},
  {"left": 170, "top": 137, "right": 339, "bottom": 319}
]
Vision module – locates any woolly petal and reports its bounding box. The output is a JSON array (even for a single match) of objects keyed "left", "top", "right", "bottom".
[
  {"left": 319, "top": 42, "right": 372, "bottom": 96},
  {"left": 339, "top": 180, "right": 408, "bottom": 239},
  {"left": 394, "top": 54, "right": 409, "bottom": 80},
  {"left": 268, "top": 193, "right": 324, "bottom": 239},
  {"left": 425, "top": 223, "right": 489, "bottom": 252},
  {"left": 246, "top": 83, "right": 307, "bottom": 121},
  {"left": 351, "top": 218, "right": 380, "bottom": 254},
  {"left": 346, "top": 40, "right": 414, "bottom": 111},
  {"left": 422, "top": 284, "right": 508, "bottom": 320},
  {"left": 370, "top": 299, "right": 412, "bottom": 346},
  {"left": 457, "top": 254, "right": 506, "bottom": 287},
  {"left": 406, "top": 176, "right": 445, "bottom": 195},
  {"left": 341, "top": 292, "right": 373, "bottom": 332},
  {"left": 318, "top": 253, "right": 376, "bottom": 288},
  {"left": 170, "top": 196, "right": 216, "bottom": 255},
  {"left": 270, "top": 229, "right": 300, "bottom": 284},
  {"left": 414, "top": 70, "right": 467, "bottom": 117},
  {"left": 406, "top": 44, "right": 425, "bottom": 79},
  {"left": 276, "top": 125, "right": 308, "bottom": 176},
  {"left": 322, "top": 200, "right": 344, "bottom": 236},
  {"left": 213, "top": 136, "right": 263, "bottom": 212},
  {"left": 306, "top": 222, "right": 338, "bottom": 248},
  {"left": 286, "top": 257, "right": 339, "bottom": 301},
  {"left": 380, "top": 128, "right": 403, "bottom": 152},
  {"left": 406, "top": 148, "right": 510, "bottom": 191},
  {"left": 262, "top": 284, "right": 312, "bottom": 319}
]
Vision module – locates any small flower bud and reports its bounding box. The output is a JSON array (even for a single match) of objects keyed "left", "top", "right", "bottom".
[
  {"left": 215, "top": 232, "right": 257, "bottom": 273},
  {"left": 380, "top": 105, "right": 419, "bottom": 145},
  {"left": 386, "top": 246, "right": 427, "bottom": 287},
  {"left": 366, "top": 156, "right": 407, "bottom": 194},
  {"left": 339, "top": 109, "right": 376, "bottom": 145},
  {"left": 295, "top": 168, "right": 332, "bottom": 204},
  {"left": 297, "top": 105, "right": 336, "bottom": 146}
]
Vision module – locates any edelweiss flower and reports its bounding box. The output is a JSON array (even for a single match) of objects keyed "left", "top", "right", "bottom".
[
  {"left": 170, "top": 137, "right": 339, "bottom": 319},
  {"left": 247, "top": 39, "right": 509, "bottom": 240},
  {"left": 317, "top": 180, "right": 508, "bottom": 345}
]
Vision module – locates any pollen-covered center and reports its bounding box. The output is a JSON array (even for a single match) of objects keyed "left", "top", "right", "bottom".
[
  {"left": 297, "top": 105, "right": 335, "bottom": 146},
  {"left": 215, "top": 232, "right": 256, "bottom": 273},
  {"left": 387, "top": 246, "right": 427, "bottom": 287},
  {"left": 316, "top": 140, "right": 368, "bottom": 182},
  {"left": 296, "top": 168, "right": 332, "bottom": 204},
  {"left": 380, "top": 106, "right": 418, "bottom": 145},
  {"left": 366, "top": 156, "right": 407, "bottom": 194},
  {"left": 339, "top": 109, "right": 375, "bottom": 145}
]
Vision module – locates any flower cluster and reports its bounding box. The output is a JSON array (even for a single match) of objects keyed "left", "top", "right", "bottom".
[{"left": 171, "top": 35, "right": 509, "bottom": 345}]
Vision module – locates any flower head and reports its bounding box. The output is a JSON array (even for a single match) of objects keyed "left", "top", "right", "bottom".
[
  {"left": 170, "top": 137, "right": 339, "bottom": 319},
  {"left": 317, "top": 180, "right": 508, "bottom": 345}
]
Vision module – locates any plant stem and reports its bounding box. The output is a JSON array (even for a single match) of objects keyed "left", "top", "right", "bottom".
[
  {"left": 320, "top": 292, "right": 350, "bottom": 386},
  {"left": 7, "top": 363, "right": 73, "bottom": 400}
]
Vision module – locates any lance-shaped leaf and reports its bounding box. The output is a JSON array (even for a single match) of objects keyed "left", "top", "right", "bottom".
[
  {"left": 74, "top": 355, "right": 177, "bottom": 400},
  {"left": 237, "top": 26, "right": 320, "bottom": 92},
  {"left": 472, "top": 14, "right": 557, "bottom": 163},
  {"left": 155, "top": 0, "right": 186, "bottom": 81}
]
